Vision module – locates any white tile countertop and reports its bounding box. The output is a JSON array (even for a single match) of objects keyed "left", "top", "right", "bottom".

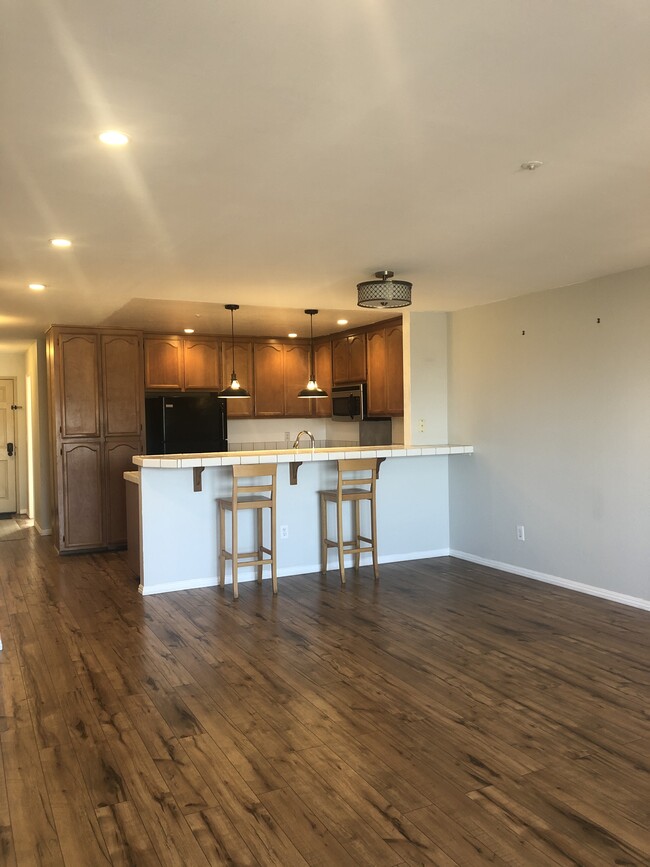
[{"left": 132, "top": 443, "right": 474, "bottom": 468}]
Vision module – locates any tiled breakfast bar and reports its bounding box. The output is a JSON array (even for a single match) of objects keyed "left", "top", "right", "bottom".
[{"left": 130, "top": 444, "right": 474, "bottom": 595}]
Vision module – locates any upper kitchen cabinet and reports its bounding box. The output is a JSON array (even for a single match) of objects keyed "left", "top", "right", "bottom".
[
  {"left": 101, "top": 332, "right": 143, "bottom": 436},
  {"left": 253, "top": 340, "right": 311, "bottom": 417},
  {"left": 144, "top": 335, "right": 219, "bottom": 390},
  {"left": 220, "top": 339, "right": 254, "bottom": 419},
  {"left": 366, "top": 320, "right": 404, "bottom": 416},
  {"left": 332, "top": 333, "right": 366, "bottom": 385},
  {"left": 55, "top": 331, "right": 101, "bottom": 438},
  {"left": 183, "top": 337, "right": 220, "bottom": 390},
  {"left": 312, "top": 339, "right": 332, "bottom": 417}
]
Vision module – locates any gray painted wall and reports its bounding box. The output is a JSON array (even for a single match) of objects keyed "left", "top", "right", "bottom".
[{"left": 447, "top": 264, "right": 650, "bottom": 604}]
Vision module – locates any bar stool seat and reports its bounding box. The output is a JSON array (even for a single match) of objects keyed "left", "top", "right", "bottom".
[
  {"left": 319, "top": 458, "right": 379, "bottom": 584},
  {"left": 218, "top": 464, "right": 277, "bottom": 599}
]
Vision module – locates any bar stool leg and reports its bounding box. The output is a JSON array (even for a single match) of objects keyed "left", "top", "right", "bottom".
[
  {"left": 336, "top": 499, "right": 346, "bottom": 584},
  {"left": 370, "top": 494, "right": 379, "bottom": 580},
  {"left": 270, "top": 502, "right": 277, "bottom": 594},
  {"left": 256, "top": 509, "right": 263, "bottom": 584},
  {"left": 218, "top": 503, "right": 226, "bottom": 588},
  {"left": 353, "top": 499, "right": 361, "bottom": 572},
  {"left": 232, "top": 505, "right": 239, "bottom": 599},
  {"left": 319, "top": 494, "right": 327, "bottom": 574}
]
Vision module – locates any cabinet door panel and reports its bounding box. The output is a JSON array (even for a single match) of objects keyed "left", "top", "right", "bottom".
[
  {"left": 366, "top": 329, "right": 387, "bottom": 416},
  {"left": 61, "top": 441, "right": 104, "bottom": 550},
  {"left": 105, "top": 438, "right": 141, "bottom": 546},
  {"left": 312, "top": 341, "right": 332, "bottom": 417},
  {"left": 184, "top": 338, "right": 219, "bottom": 390},
  {"left": 144, "top": 338, "right": 183, "bottom": 389},
  {"left": 102, "top": 333, "right": 143, "bottom": 436},
  {"left": 284, "top": 344, "right": 311, "bottom": 417},
  {"left": 59, "top": 333, "right": 100, "bottom": 437},
  {"left": 385, "top": 324, "right": 404, "bottom": 416},
  {"left": 221, "top": 341, "right": 254, "bottom": 418},
  {"left": 331, "top": 337, "right": 349, "bottom": 385},
  {"left": 253, "top": 343, "right": 284, "bottom": 417},
  {"left": 347, "top": 334, "right": 367, "bottom": 383}
]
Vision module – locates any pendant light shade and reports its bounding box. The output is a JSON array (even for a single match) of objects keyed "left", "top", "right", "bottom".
[
  {"left": 357, "top": 270, "right": 412, "bottom": 308},
  {"left": 297, "top": 309, "right": 328, "bottom": 399},
  {"left": 219, "top": 304, "right": 251, "bottom": 398}
]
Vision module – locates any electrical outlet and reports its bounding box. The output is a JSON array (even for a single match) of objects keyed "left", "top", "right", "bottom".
[
  {"left": 418, "top": 418, "right": 425, "bottom": 433},
  {"left": 280, "top": 525, "right": 289, "bottom": 539},
  {"left": 516, "top": 525, "right": 525, "bottom": 542}
]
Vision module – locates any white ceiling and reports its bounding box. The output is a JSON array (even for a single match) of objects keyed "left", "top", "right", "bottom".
[{"left": 3, "top": 1, "right": 650, "bottom": 345}]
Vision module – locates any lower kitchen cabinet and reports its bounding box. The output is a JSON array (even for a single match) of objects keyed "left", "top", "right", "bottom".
[
  {"left": 105, "top": 438, "right": 142, "bottom": 546},
  {"left": 60, "top": 441, "right": 104, "bottom": 550}
]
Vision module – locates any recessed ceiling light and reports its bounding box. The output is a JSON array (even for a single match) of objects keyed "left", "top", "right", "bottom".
[
  {"left": 288, "top": 332, "right": 298, "bottom": 339},
  {"left": 49, "top": 238, "right": 72, "bottom": 248},
  {"left": 337, "top": 319, "right": 348, "bottom": 326},
  {"left": 99, "top": 130, "right": 130, "bottom": 146},
  {"left": 183, "top": 328, "right": 195, "bottom": 334},
  {"left": 521, "top": 160, "right": 543, "bottom": 171},
  {"left": 29, "top": 283, "right": 46, "bottom": 291}
]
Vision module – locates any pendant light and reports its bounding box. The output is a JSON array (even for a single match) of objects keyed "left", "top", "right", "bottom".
[
  {"left": 357, "top": 270, "right": 412, "bottom": 308},
  {"left": 297, "top": 309, "right": 328, "bottom": 399},
  {"left": 219, "top": 304, "right": 251, "bottom": 398}
]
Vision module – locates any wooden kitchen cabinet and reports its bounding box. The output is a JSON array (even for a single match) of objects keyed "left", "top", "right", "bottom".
[
  {"left": 220, "top": 340, "right": 254, "bottom": 418},
  {"left": 332, "top": 333, "right": 366, "bottom": 385},
  {"left": 253, "top": 340, "right": 311, "bottom": 417},
  {"left": 47, "top": 326, "right": 145, "bottom": 553},
  {"left": 366, "top": 321, "right": 403, "bottom": 416},
  {"left": 253, "top": 342, "right": 285, "bottom": 416},
  {"left": 57, "top": 332, "right": 101, "bottom": 438},
  {"left": 312, "top": 339, "right": 332, "bottom": 417},
  {"left": 144, "top": 336, "right": 183, "bottom": 389},
  {"left": 183, "top": 337, "right": 220, "bottom": 389},
  {"left": 144, "top": 335, "right": 219, "bottom": 390}
]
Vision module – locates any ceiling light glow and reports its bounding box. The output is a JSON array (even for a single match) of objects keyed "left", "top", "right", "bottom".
[
  {"left": 183, "top": 328, "right": 195, "bottom": 334},
  {"left": 29, "top": 283, "right": 46, "bottom": 291},
  {"left": 49, "top": 238, "right": 72, "bottom": 248},
  {"left": 337, "top": 319, "right": 348, "bottom": 326},
  {"left": 288, "top": 332, "right": 298, "bottom": 338},
  {"left": 99, "top": 130, "right": 130, "bottom": 146}
]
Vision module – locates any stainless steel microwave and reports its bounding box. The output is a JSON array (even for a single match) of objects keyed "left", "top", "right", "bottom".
[{"left": 331, "top": 384, "right": 366, "bottom": 421}]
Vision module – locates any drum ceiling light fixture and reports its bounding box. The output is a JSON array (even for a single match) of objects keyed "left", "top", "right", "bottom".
[{"left": 357, "top": 270, "right": 412, "bottom": 308}]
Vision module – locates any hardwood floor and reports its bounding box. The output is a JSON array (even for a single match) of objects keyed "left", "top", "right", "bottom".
[{"left": 1, "top": 529, "right": 649, "bottom": 865}]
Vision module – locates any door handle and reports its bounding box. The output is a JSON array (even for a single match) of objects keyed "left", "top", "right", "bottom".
[{"left": 7, "top": 442, "right": 13, "bottom": 457}]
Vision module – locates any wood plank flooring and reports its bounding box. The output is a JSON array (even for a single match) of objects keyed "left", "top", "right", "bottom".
[{"left": 1, "top": 528, "right": 649, "bottom": 865}]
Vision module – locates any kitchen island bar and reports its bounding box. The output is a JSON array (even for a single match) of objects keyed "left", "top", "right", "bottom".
[{"left": 131, "top": 444, "right": 473, "bottom": 595}]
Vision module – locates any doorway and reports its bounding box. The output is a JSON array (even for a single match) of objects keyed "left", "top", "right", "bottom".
[{"left": 0, "top": 377, "right": 17, "bottom": 514}]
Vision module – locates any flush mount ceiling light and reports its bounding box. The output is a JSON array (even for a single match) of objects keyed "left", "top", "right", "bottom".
[
  {"left": 49, "top": 238, "right": 72, "bottom": 248},
  {"left": 297, "top": 309, "right": 328, "bottom": 399},
  {"left": 521, "top": 160, "right": 543, "bottom": 171},
  {"left": 219, "top": 304, "right": 251, "bottom": 399},
  {"left": 99, "top": 130, "right": 130, "bottom": 146},
  {"left": 29, "top": 283, "right": 46, "bottom": 291},
  {"left": 357, "top": 270, "right": 412, "bottom": 308}
]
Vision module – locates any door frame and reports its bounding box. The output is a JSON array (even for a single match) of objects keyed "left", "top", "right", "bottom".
[{"left": 0, "top": 376, "right": 18, "bottom": 515}]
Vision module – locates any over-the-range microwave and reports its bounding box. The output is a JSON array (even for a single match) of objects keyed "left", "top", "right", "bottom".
[{"left": 331, "top": 383, "right": 366, "bottom": 421}]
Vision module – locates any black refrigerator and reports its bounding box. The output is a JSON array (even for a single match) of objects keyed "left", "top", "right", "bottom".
[{"left": 145, "top": 394, "right": 228, "bottom": 454}]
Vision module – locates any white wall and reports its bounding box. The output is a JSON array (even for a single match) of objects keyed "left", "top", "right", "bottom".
[
  {"left": 25, "top": 340, "right": 51, "bottom": 533},
  {"left": 0, "top": 352, "right": 28, "bottom": 513},
  {"left": 404, "top": 311, "right": 449, "bottom": 445},
  {"left": 447, "top": 264, "right": 650, "bottom": 606}
]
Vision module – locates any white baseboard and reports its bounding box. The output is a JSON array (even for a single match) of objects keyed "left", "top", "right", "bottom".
[
  {"left": 34, "top": 521, "right": 52, "bottom": 536},
  {"left": 139, "top": 548, "right": 452, "bottom": 595},
  {"left": 450, "top": 550, "right": 650, "bottom": 612}
]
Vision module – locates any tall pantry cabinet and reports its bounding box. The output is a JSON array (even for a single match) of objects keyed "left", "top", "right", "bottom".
[{"left": 47, "top": 327, "right": 144, "bottom": 552}]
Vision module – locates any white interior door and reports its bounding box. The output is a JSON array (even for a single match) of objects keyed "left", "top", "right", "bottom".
[{"left": 0, "top": 378, "right": 17, "bottom": 514}]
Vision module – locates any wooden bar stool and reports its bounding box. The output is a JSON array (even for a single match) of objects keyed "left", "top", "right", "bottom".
[
  {"left": 218, "top": 464, "right": 277, "bottom": 599},
  {"left": 319, "top": 458, "right": 379, "bottom": 584}
]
